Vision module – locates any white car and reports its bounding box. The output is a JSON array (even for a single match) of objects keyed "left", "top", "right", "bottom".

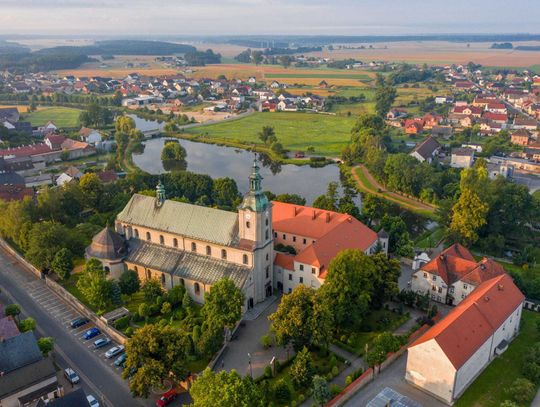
[
  {"left": 105, "top": 345, "right": 125, "bottom": 359},
  {"left": 87, "top": 395, "right": 100, "bottom": 407},
  {"left": 64, "top": 367, "right": 80, "bottom": 384}
]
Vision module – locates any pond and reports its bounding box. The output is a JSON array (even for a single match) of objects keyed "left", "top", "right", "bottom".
[
  {"left": 132, "top": 137, "right": 343, "bottom": 204},
  {"left": 128, "top": 114, "right": 166, "bottom": 133}
]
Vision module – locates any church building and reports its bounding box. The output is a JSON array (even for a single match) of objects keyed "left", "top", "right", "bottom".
[{"left": 87, "top": 161, "right": 384, "bottom": 310}]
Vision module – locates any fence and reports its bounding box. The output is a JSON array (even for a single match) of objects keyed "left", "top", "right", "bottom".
[
  {"left": 326, "top": 322, "right": 433, "bottom": 407},
  {"left": 0, "top": 238, "right": 127, "bottom": 345}
]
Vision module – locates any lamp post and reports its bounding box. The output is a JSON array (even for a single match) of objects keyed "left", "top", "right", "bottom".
[{"left": 248, "top": 353, "right": 253, "bottom": 378}]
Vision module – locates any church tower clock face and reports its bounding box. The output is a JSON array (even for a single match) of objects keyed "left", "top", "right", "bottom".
[{"left": 245, "top": 213, "right": 251, "bottom": 220}]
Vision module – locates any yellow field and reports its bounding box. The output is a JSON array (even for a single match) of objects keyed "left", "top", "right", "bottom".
[
  {"left": 285, "top": 88, "right": 335, "bottom": 96},
  {"left": 0, "top": 105, "right": 48, "bottom": 113},
  {"left": 275, "top": 77, "right": 370, "bottom": 87}
]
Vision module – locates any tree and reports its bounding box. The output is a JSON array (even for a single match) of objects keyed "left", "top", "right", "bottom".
[
  {"left": 380, "top": 215, "right": 413, "bottom": 257},
  {"left": 161, "top": 301, "right": 172, "bottom": 315},
  {"left": 290, "top": 347, "right": 314, "bottom": 389},
  {"left": 142, "top": 278, "right": 164, "bottom": 303},
  {"left": 374, "top": 74, "right": 397, "bottom": 117},
  {"left": 18, "top": 317, "right": 36, "bottom": 332},
  {"left": 317, "top": 249, "right": 376, "bottom": 332},
  {"left": 110, "top": 281, "right": 123, "bottom": 306},
  {"left": 505, "top": 378, "right": 535, "bottom": 404},
  {"left": 115, "top": 116, "right": 136, "bottom": 133},
  {"left": 370, "top": 254, "right": 400, "bottom": 308},
  {"left": 312, "top": 375, "right": 332, "bottom": 407},
  {"left": 258, "top": 126, "right": 276, "bottom": 145},
  {"left": 190, "top": 368, "right": 264, "bottom": 407},
  {"left": 51, "top": 248, "right": 73, "bottom": 280},
  {"left": 25, "top": 221, "right": 71, "bottom": 270},
  {"left": 119, "top": 270, "right": 140, "bottom": 296},
  {"left": 251, "top": 50, "right": 263, "bottom": 65},
  {"left": 5, "top": 304, "right": 21, "bottom": 320},
  {"left": 279, "top": 55, "right": 293, "bottom": 68},
  {"left": 166, "top": 285, "right": 185, "bottom": 307},
  {"left": 450, "top": 188, "right": 488, "bottom": 245},
  {"left": 212, "top": 178, "right": 240, "bottom": 209},
  {"left": 161, "top": 141, "right": 187, "bottom": 161},
  {"left": 138, "top": 303, "right": 151, "bottom": 321},
  {"left": 273, "top": 193, "right": 306, "bottom": 206},
  {"left": 37, "top": 337, "right": 54, "bottom": 357},
  {"left": 76, "top": 259, "right": 113, "bottom": 311},
  {"left": 269, "top": 285, "right": 317, "bottom": 350},
  {"left": 365, "top": 345, "right": 387, "bottom": 375},
  {"left": 312, "top": 182, "right": 339, "bottom": 211},
  {"left": 122, "top": 324, "right": 191, "bottom": 397},
  {"left": 182, "top": 290, "right": 193, "bottom": 309},
  {"left": 373, "top": 332, "right": 402, "bottom": 354},
  {"left": 79, "top": 173, "right": 103, "bottom": 209},
  {"left": 202, "top": 278, "right": 244, "bottom": 329}
]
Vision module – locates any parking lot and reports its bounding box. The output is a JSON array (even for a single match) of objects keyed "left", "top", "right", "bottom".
[{"left": 26, "top": 280, "right": 127, "bottom": 378}]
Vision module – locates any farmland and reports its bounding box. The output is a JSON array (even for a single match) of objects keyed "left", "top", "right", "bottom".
[
  {"left": 23, "top": 107, "right": 82, "bottom": 128},
  {"left": 183, "top": 111, "right": 356, "bottom": 157}
]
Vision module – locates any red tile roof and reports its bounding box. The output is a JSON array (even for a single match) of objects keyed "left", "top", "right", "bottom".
[
  {"left": 272, "top": 201, "right": 378, "bottom": 273},
  {"left": 410, "top": 274, "right": 524, "bottom": 369},
  {"left": 420, "top": 243, "right": 505, "bottom": 286},
  {"left": 97, "top": 170, "right": 119, "bottom": 183},
  {"left": 0, "top": 143, "right": 54, "bottom": 158},
  {"left": 482, "top": 112, "right": 508, "bottom": 122},
  {"left": 274, "top": 252, "right": 295, "bottom": 270},
  {"left": 0, "top": 185, "right": 34, "bottom": 201}
]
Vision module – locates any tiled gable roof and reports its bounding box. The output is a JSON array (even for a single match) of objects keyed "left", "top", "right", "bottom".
[{"left": 409, "top": 274, "right": 524, "bottom": 369}]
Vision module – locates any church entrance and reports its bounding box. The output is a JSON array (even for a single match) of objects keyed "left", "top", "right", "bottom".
[
  {"left": 248, "top": 298, "right": 254, "bottom": 309},
  {"left": 266, "top": 284, "right": 273, "bottom": 297}
]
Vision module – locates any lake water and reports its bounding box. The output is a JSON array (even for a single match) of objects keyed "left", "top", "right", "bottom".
[
  {"left": 132, "top": 137, "right": 342, "bottom": 204},
  {"left": 129, "top": 114, "right": 166, "bottom": 133}
]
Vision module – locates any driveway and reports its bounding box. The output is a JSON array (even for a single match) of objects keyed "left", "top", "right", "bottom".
[
  {"left": 215, "top": 299, "right": 292, "bottom": 379},
  {"left": 342, "top": 354, "right": 447, "bottom": 407}
]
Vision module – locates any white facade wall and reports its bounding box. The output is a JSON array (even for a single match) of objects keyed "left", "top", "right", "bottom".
[
  {"left": 411, "top": 271, "right": 448, "bottom": 303},
  {"left": 406, "top": 340, "right": 456, "bottom": 405},
  {"left": 450, "top": 154, "right": 474, "bottom": 168},
  {"left": 449, "top": 281, "right": 476, "bottom": 305},
  {"left": 0, "top": 376, "right": 59, "bottom": 407},
  {"left": 453, "top": 335, "right": 492, "bottom": 398}
]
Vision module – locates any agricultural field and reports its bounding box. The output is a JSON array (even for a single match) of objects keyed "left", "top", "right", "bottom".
[
  {"left": 0, "top": 104, "right": 46, "bottom": 113},
  {"left": 23, "top": 107, "right": 82, "bottom": 128},
  {"left": 184, "top": 111, "right": 356, "bottom": 157}
]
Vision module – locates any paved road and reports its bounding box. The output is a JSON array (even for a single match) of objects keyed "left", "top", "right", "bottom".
[{"left": 0, "top": 247, "right": 150, "bottom": 407}]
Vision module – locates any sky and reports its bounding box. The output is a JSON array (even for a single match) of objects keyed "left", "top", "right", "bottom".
[{"left": 0, "top": 0, "right": 539, "bottom": 36}]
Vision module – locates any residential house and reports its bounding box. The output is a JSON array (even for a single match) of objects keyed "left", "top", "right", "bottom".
[
  {"left": 511, "top": 129, "right": 532, "bottom": 146},
  {"left": 482, "top": 112, "right": 508, "bottom": 124},
  {"left": 0, "top": 107, "right": 20, "bottom": 123},
  {"left": 55, "top": 166, "right": 83, "bottom": 186},
  {"left": 272, "top": 202, "right": 386, "bottom": 294},
  {"left": 513, "top": 117, "right": 538, "bottom": 131},
  {"left": 451, "top": 147, "right": 475, "bottom": 168},
  {"left": 406, "top": 274, "right": 524, "bottom": 405},
  {"left": 0, "top": 332, "right": 62, "bottom": 407},
  {"left": 79, "top": 127, "right": 102, "bottom": 145},
  {"left": 409, "top": 136, "right": 441, "bottom": 163},
  {"left": 431, "top": 125, "right": 453, "bottom": 139},
  {"left": 0, "top": 185, "right": 34, "bottom": 201},
  {"left": 386, "top": 109, "right": 407, "bottom": 121},
  {"left": 97, "top": 170, "right": 119, "bottom": 184},
  {"left": 405, "top": 120, "right": 423, "bottom": 135},
  {"left": 410, "top": 243, "right": 506, "bottom": 305}
]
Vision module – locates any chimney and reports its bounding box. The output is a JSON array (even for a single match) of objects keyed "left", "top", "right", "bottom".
[
  {"left": 293, "top": 206, "right": 298, "bottom": 217},
  {"left": 498, "top": 284, "right": 504, "bottom": 291},
  {"left": 312, "top": 210, "right": 316, "bottom": 220},
  {"left": 325, "top": 212, "right": 330, "bottom": 223}
]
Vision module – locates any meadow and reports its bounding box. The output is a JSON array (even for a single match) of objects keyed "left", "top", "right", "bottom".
[
  {"left": 23, "top": 107, "right": 82, "bottom": 128},
  {"left": 184, "top": 111, "right": 356, "bottom": 157}
]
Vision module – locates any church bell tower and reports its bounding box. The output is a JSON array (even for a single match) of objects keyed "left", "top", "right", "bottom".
[{"left": 238, "top": 160, "right": 273, "bottom": 303}]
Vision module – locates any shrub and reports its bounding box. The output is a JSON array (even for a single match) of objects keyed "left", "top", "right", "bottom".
[
  {"left": 297, "top": 394, "right": 305, "bottom": 403},
  {"left": 260, "top": 334, "right": 272, "bottom": 349},
  {"left": 264, "top": 365, "right": 273, "bottom": 378},
  {"left": 290, "top": 347, "right": 314, "bottom": 389},
  {"left": 125, "top": 327, "right": 134, "bottom": 337},
  {"left": 272, "top": 379, "right": 291, "bottom": 403},
  {"left": 345, "top": 375, "right": 353, "bottom": 386},
  {"left": 330, "top": 384, "right": 343, "bottom": 396},
  {"left": 275, "top": 359, "right": 282, "bottom": 372},
  {"left": 505, "top": 378, "right": 535, "bottom": 404},
  {"left": 331, "top": 366, "right": 339, "bottom": 377},
  {"left": 291, "top": 401, "right": 297, "bottom": 407},
  {"left": 326, "top": 373, "right": 333, "bottom": 381},
  {"left": 114, "top": 315, "right": 131, "bottom": 330}
]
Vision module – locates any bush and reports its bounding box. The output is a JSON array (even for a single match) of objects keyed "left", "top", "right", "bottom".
[
  {"left": 114, "top": 315, "right": 131, "bottom": 330},
  {"left": 291, "top": 401, "right": 297, "bottom": 407},
  {"left": 125, "top": 327, "right": 134, "bottom": 336},
  {"left": 264, "top": 365, "right": 273, "bottom": 378},
  {"left": 345, "top": 375, "right": 353, "bottom": 386},
  {"left": 331, "top": 366, "right": 339, "bottom": 377},
  {"left": 297, "top": 394, "right": 305, "bottom": 403},
  {"left": 272, "top": 379, "right": 291, "bottom": 403},
  {"left": 505, "top": 378, "right": 535, "bottom": 404},
  {"left": 260, "top": 334, "right": 272, "bottom": 349},
  {"left": 330, "top": 384, "right": 343, "bottom": 396},
  {"left": 290, "top": 347, "right": 314, "bottom": 389},
  {"left": 326, "top": 373, "right": 333, "bottom": 381}
]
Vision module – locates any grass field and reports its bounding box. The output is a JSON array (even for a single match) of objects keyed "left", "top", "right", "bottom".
[
  {"left": 23, "top": 107, "right": 82, "bottom": 128},
  {"left": 265, "top": 72, "right": 372, "bottom": 80},
  {"left": 184, "top": 112, "right": 356, "bottom": 157},
  {"left": 456, "top": 311, "right": 540, "bottom": 407}
]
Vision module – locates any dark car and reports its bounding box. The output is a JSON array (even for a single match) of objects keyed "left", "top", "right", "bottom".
[
  {"left": 156, "top": 389, "right": 177, "bottom": 407},
  {"left": 70, "top": 317, "right": 89, "bottom": 328},
  {"left": 83, "top": 327, "right": 100, "bottom": 340}
]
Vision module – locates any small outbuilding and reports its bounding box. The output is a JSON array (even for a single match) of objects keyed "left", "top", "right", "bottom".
[{"left": 85, "top": 226, "right": 126, "bottom": 278}]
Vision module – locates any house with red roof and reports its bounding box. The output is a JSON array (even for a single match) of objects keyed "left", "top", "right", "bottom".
[
  {"left": 271, "top": 202, "right": 386, "bottom": 293},
  {"left": 410, "top": 243, "right": 507, "bottom": 305},
  {"left": 406, "top": 274, "right": 524, "bottom": 405}
]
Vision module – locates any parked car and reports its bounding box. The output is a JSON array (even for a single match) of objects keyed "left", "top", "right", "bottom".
[
  {"left": 64, "top": 367, "right": 80, "bottom": 384},
  {"left": 83, "top": 328, "right": 100, "bottom": 340},
  {"left": 94, "top": 338, "right": 111, "bottom": 349},
  {"left": 156, "top": 389, "right": 177, "bottom": 407},
  {"left": 70, "top": 317, "right": 89, "bottom": 328},
  {"left": 114, "top": 353, "right": 127, "bottom": 367},
  {"left": 86, "top": 395, "right": 100, "bottom": 407},
  {"left": 105, "top": 345, "right": 124, "bottom": 359}
]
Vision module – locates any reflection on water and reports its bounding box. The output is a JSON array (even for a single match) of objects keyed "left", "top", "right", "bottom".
[{"left": 132, "top": 137, "right": 341, "bottom": 204}]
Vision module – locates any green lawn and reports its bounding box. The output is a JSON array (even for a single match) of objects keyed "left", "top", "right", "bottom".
[
  {"left": 456, "top": 311, "right": 540, "bottom": 407},
  {"left": 184, "top": 112, "right": 357, "bottom": 157},
  {"left": 24, "top": 107, "right": 82, "bottom": 128},
  {"left": 415, "top": 227, "right": 445, "bottom": 249}
]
